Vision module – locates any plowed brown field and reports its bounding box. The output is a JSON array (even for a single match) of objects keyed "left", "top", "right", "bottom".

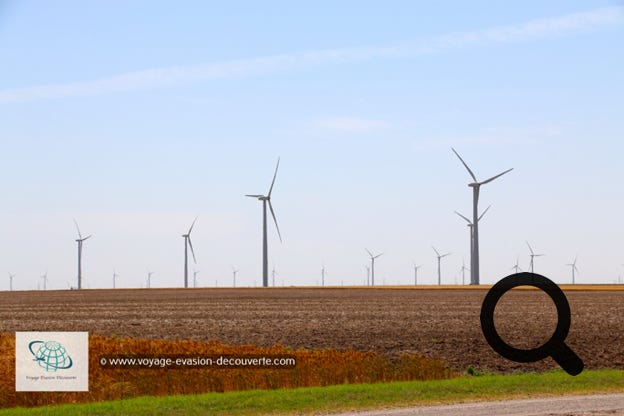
[{"left": 1, "top": 287, "right": 622, "bottom": 373}]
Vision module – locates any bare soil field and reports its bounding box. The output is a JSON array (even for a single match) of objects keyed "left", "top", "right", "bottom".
[{"left": 0, "top": 287, "right": 622, "bottom": 373}]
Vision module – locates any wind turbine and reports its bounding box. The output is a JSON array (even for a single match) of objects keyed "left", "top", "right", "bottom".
[
  {"left": 460, "top": 260, "right": 469, "bottom": 285},
  {"left": 246, "top": 158, "right": 282, "bottom": 287},
  {"left": 452, "top": 148, "right": 512, "bottom": 285},
  {"left": 41, "top": 271, "right": 49, "bottom": 290},
  {"left": 232, "top": 266, "right": 238, "bottom": 287},
  {"left": 182, "top": 217, "right": 198, "bottom": 288},
  {"left": 365, "top": 249, "right": 383, "bottom": 286},
  {"left": 321, "top": 264, "right": 326, "bottom": 287},
  {"left": 526, "top": 241, "right": 545, "bottom": 273},
  {"left": 432, "top": 246, "right": 451, "bottom": 285},
  {"left": 9, "top": 273, "right": 14, "bottom": 291},
  {"left": 455, "top": 205, "right": 491, "bottom": 284},
  {"left": 271, "top": 264, "right": 277, "bottom": 287},
  {"left": 193, "top": 269, "right": 200, "bottom": 288},
  {"left": 511, "top": 257, "right": 522, "bottom": 274},
  {"left": 147, "top": 271, "right": 154, "bottom": 288},
  {"left": 412, "top": 262, "right": 421, "bottom": 285},
  {"left": 73, "top": 219, "right": 92, "bottom": 290},
  {"left": 365, "top": 265, "right": 370, "bottom": 286},
  {"left": 113, "top": 269, "right": 119, "bottom": 289},
  {"left": 566, "top": 256, "right": 579, "bottom": 284}
]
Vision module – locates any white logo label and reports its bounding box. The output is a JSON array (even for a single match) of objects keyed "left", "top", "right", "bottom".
[{"left": 15, "top": 332, "right": 89, "bottom": 392}]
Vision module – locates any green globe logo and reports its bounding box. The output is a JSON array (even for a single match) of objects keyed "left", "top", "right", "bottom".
[{"left": 28, "top": 340, "right": 73, "bottom": 371}]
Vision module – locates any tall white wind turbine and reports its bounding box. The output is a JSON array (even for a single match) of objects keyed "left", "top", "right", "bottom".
[
  {"left": 9, "top": 273, "right": 14, "bottom": 291},
  {"left": 232, "top": 266, "right": 239, "bottom": 287},
  {"left": 452, "top": 148, "right": 512, "bottom": 285},
  {"left": 365, "top": 249, "right": 383, "bottom": 286},
  {"left": 412, "top": 262, "right": 421, "bottom": 285},
  {"left": 73, "top": 219, "right": 92, "bottom": 290},
  {"left": 432, "top": 246, "right": 451, "bottom": 285},
  {"left": 566, "top": 256, "right": 579, "bottom": 284},
  {"left": 113, "top": 269, "right": 119, "bottom": 289},
  {"left": 526, "top": 241, "right": 545, "bottom": 273},
  {"left": 246, "top": 158, "right": 282, "bottom": 287},
  {"left": 182, "top": 217, "right": 198, "bottom": 288},
  {"left": 511, "top": 257, "right": 522, "bottom": 274}
]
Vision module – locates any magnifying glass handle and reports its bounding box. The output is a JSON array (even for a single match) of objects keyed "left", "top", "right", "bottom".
[{"left": 550, "top": 342, "right": 584, "bottom": 376}]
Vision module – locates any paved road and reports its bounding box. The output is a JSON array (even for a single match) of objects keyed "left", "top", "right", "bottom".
[{"left": 328, "top": 393, "right": 624, "bottom": 416}]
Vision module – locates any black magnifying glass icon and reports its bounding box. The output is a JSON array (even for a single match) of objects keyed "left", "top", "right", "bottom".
[{"left": 480, "top": 272, "right": 584, "bottom": 376}]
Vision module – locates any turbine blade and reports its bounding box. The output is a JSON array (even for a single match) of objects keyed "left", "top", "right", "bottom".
[
  {"left": 451, "top": 148, "right": 477, "bottom": 182},
  {"left": 479, "top": 168, "right": 513, "bottom": 185},
  {"left": 83, "top": 235, "right": 92, "bottom": 241},
  {"left": 431, "top": 246, "right": 440, "bottom": 256},
  {"left": 365, "top": 248, "right": 373, "bottom": 257},
  {"left": 268, "top": 200, "right": 282, "bottom": 242},
  {"left": 441, "top": 253, "right": 451, "bottom": 258},
  {"left": 73, "top": 219, "right": 82, "bottom": 239},
  {"left": 374, "top": 253, "right": 383, "bottom": 259},
  {"left": 478, "top": 205, "right": 492, "bottom": 221},
  {"left": 454, "top": 211, "right": 471, "bottom": 224},
  {"left": 188, "top": 237, "right": 197, "bottom": 263},
  {"left": 268, "top": 157, "right": 280, "bottom": 197},
  {"left": 526, "top": 241, "right": 534, "bottom": 255},
  {"left": 245, "top": 194, "right": 264, "bottom": 198},
  {"left": 188, "top": 216, "right": 198, "bottom": 235}
]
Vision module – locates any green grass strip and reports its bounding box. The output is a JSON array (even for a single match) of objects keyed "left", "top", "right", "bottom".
[{"left": 2, "top": 370, "right": 623, "bottom": 416}]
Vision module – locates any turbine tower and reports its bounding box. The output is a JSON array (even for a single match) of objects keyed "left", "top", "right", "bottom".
[
  {"left": 113, "top": 269, "right": 119, "bottom": 289},
  {"left": 511, "top": 257, "right": 522, "bottom": 274},
  {"left": 9, "top": 273, "right": 14, "bottom": 291},
  {"left": 460, "top": 260, "right": 469, "bottom": 285},
  {"left": 182, "top": 217, "right": 198, "bottom": 288},
  {"left": 231, "top": 266, "right": 238, "bottom": 287},
  {"left": 246, "top": 158, "right": 282, "bottom": 287},
  {"left": 41, "top": 271, "right": 48, "bottom": 290},
  {"left": 365, "top": 249, "right": 383, "bottom": 286},
  {"left": 432, "top": 246, "right": 451, "bottom": 285},
  {"left": 271, "top": 264, "right": 277, "bottom": 287},
  {"left": 73, "top": 219, "right": 92, "bottom": 290},
  {"left": 412, "top": 262, "right": 421, "bottom": 285},
  {"left": 147, "top": 271, "right": 154, "bottom": 288},
  {"left": 321, "top": 264, "right": 326, "bottom": 287},
  {"left": 526, "top": 241, "right": 545, "bottom": 273},
  {"left": 452, "top": 148, "right": 512, "bottom": 285},
  {"left": 566, "top": 256, "right": 579, "bottom": 284},
  {"left": 365, "top": 265, "right": 370, "bottom": 286},
  {"left": 193, "top": 269, "right": 200, "bottom": 288},
  {"left": 455, "top": 205, "right": 490, "bottom": 283}
]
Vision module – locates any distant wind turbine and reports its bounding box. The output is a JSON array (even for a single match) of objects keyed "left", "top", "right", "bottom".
[
  {"left": 232, "top": 266, "right": 238, "bottom": 287},
  {"left": 460, "top": 260, "right": 469, "bottom": 285},
  {"left": 73, "top": 219, "right": 92, "bottom": 290},
  {"left": 412, "top": 262, "right": 421, "bottom": 285},
  {"left": 365, "top": 265, "right": 370, "bottom": 286},
  {"left": 272, "top": 264, "right": 278, "bottom": 287},
  {"left": 147, "top": 270, "right": 154, "bottom": 288},
  {"left": 511, "top": 257, "right": 522, "bottom": 274},
  {"left": 566, "top": 256, "right": 579, "bottom": 284},
  {"left": 432, "top": 246, "right": 451, "bottom": 285},
  {"left": 41, "top": 271, "right": 48, "bottom": 290},
  {"left": 9, "top": 273, "right": 14, "bottom": 291},
  {"left": 365, "top": 249, "right": 383, "bottom": 286},
  {"left": 452, "top": 148, "right": 512, "bottom": 285},
  {"left": 321, "top": 264, "right": 326, "bottom": 287},
  {"left": 526, "top": 241, "right": 545, "bottom": 273},
  {"left": 193, "top": 269, "right": 200, "bottom": 288},
  {"left": 113, "top": 269, "right": 119, "bottom": 289},
  {"left": 182, "top": 217, "right": 198, "bottom": 288},
  {"left": 246, "top": 158, "right": 282, "bottom": 287}
]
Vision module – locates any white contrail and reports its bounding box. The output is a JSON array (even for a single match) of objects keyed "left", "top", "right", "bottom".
[{"left": 0, "top": 6, "right": 621, "bottom": 104}]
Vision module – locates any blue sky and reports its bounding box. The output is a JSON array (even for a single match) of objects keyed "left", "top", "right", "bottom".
[{"left": 0, "top": 1, "right": 622, "bottom": 289}]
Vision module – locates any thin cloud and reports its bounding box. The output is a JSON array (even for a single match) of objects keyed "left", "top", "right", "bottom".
[{"left": 1, "top": 6, "right": 621, "bottom": 104}]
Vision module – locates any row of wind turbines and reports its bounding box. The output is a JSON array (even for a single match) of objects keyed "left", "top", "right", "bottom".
[{"left": 5, "top": 149, "right": 606, "bottom": 290}]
